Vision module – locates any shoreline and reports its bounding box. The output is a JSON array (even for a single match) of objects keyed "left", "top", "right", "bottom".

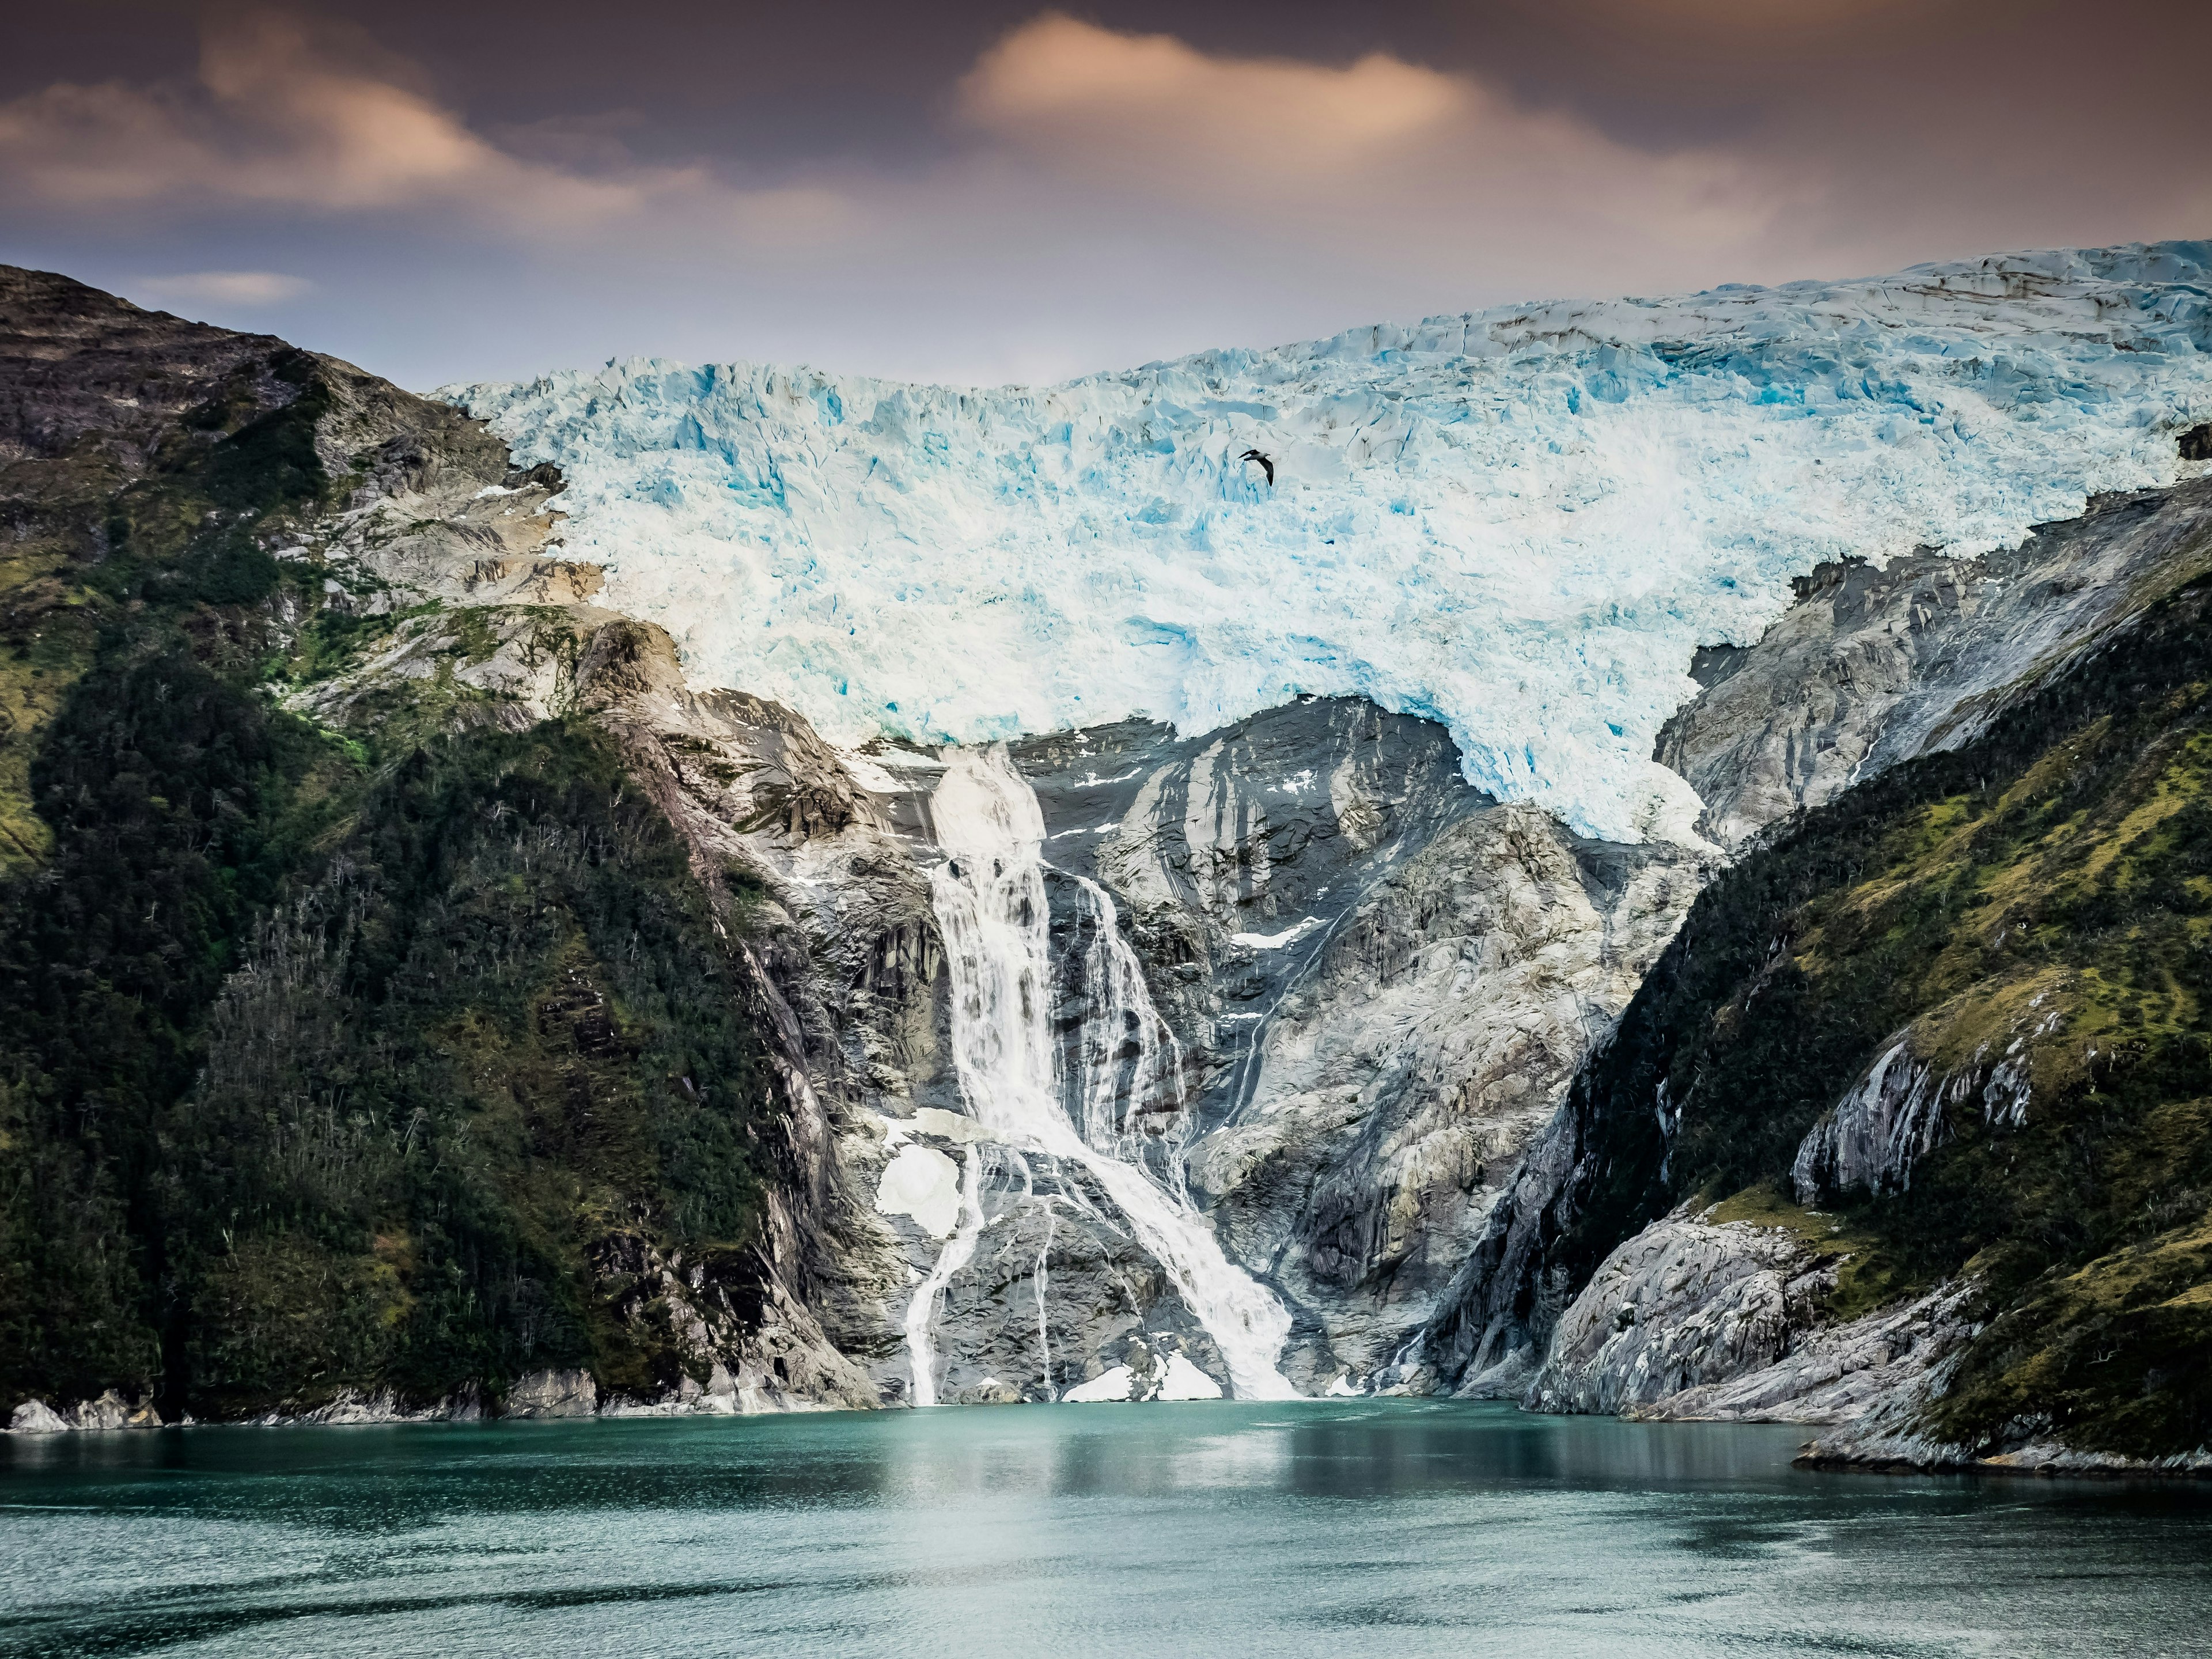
[{"left": 13, "top": 1389, "right": 2211, "bottom": 1482}]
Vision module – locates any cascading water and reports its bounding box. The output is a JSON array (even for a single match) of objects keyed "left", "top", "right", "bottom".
[
  {"left": 901, "top": 1146, "right": 983, "bottom": 1409},
  {"left": 1067, "top": 872, "right": 1191, "bottom": 1196},
  {"left": 919, "top": 745, "right": 1298, "bottom": 1402}
]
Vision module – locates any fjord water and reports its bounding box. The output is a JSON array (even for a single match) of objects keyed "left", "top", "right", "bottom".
[{"left": 6, "top": 1403, "right": 2210, "bottom": 1658}]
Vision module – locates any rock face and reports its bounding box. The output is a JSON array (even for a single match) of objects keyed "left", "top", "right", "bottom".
[
  {"left": 1658, "top": 478, "right": 2212, "bottom": 850},
  {"left": 502, "top": 1370, "right": 600, "bottom": 1420},
  {"left": 1527, "top": 1214, "right": 1833, "bottom": 1416},
  {"left": 1018, "top": 701, "right": 1707, "bottom": 1386},
  {"left": 1661, "top": 1285, "right": 1976, "bottom": 1429},
  {"left": 1524, "top": 1211, "right": 1974, "bottom": 1429}
]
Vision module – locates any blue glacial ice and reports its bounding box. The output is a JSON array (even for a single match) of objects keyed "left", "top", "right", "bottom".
[{"left": 443, "top": 241, "right": 2212, "bottom": 846}]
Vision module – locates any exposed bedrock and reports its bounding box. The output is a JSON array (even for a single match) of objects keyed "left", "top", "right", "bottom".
[
  {"left": 1522, "top": 1210, "right": 1972, "bottom": 1426},
  {"left": 1660, "top": 476, "right": 2212, "bottom": 850}
]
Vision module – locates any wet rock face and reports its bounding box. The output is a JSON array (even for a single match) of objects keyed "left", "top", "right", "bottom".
[
  {"left": 866, "top": 1133, "right": 1232, "bottom": 1406},
  {"left": 1197, "top": 806, "right": 1703, "bottom": 1387},
  {"left": 1527, "top": 1216, "right": 1832, "bottom": 1416}
]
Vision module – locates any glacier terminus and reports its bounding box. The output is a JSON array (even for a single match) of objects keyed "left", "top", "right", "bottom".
[{"left": 448, "top": 241, "right": 2212, "bottom": 847}]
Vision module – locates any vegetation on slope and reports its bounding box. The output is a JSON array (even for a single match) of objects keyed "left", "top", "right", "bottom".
[
  {"left": 1548, "top": 575, "right": 2212, "bottom": 1457},
  {"left": 0, "top": 273, "right": 782, "bottom": 1418}
]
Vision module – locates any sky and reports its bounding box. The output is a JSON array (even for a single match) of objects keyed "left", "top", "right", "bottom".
[{"left": 3, "top": 1, "right": 2207, "bottom": 392}]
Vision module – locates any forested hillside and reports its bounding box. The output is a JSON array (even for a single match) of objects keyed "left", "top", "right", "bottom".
[{"left": 0, "top": 269, "right": 800, "bottom": 1421}]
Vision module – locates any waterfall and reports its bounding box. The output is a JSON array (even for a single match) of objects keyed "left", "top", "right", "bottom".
[
  {"left": 1067, "top": 872, "right": 1197, "bottom": 1198},
  {"left": 921, "top": 745, "right": 1297, "bottom": 1402},
  {"left": 901, "top": 1145, "right": 984, "bottom": 1408}
]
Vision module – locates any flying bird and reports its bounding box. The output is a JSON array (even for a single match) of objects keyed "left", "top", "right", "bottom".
[{"left": 1239, "top": 448, "right": 1274, "bottom": 487}]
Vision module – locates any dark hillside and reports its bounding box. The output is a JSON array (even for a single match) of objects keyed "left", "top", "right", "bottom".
[{"left": 0, "top": 268, "right": 790, "bottom": 1419}]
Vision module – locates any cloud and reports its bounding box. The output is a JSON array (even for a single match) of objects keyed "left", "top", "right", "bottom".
[
  {"left": 135, "top": 270, "right": 313, "bottom": 305},
  {"left": 0, "top": 9, "right": 849, "bottom": 243},
  {"left": 6, "top": 5, "right": 2193, "bottom": 396},
  {"left": 960, "top": 14, "right": 1467, "bottom": 181},
  {"left": 955, "top": 15, "right": 1786, "bottom": 253}
]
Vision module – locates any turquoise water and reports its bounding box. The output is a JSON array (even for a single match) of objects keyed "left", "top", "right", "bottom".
[{"left": 3, "top": 1400, "right": 2209, "bottom": 1657}]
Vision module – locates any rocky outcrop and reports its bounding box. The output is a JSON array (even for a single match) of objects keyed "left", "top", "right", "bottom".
[
  {"left": 7, "top": 1392, "right": 163, "bottom": 1432},
  {"left": 1522, "top": 1209, "right": 1977, "bottom": 1429},
  {"left": 1654, "top": 1286, "right": 1975, "bottom": 1427},
  {"left": 1789, "top": 1038, "right": 1950, "bottom": 1201},
  {"left": 1659, "top": 478, "right": 2212, "bottom": 849},
  {"left": 1800, "top": 1409, "right": 2212, "bottom": 1476},
  {"left": 1525, "top": 1213, "right": 1835, "bottom": 1416},
  {"left": 502, "top": 1369, "right": 600, "bottom": 1420},
  {"left": 244, "top": 1389, "right": 482, "bottom": 1427}
]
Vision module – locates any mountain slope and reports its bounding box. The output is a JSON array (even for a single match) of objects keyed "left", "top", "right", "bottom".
[
  {"left": 8, "top": 255, "right": 2212, "bottom": 1461},
  {"left": 1418, "top": 506, "right": 2212, "bottom": 1465},
  {"left": 0, "top": 268, "right": 869, "bottom": 1423}
]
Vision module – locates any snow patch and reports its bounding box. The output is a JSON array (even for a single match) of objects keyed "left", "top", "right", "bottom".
[
  {"left": 1064, "top": 1365, "right": 1135, "bottom": 1403},
  {"left": 1158, "top": 1353, "right": 1226, "bottom": 1400},
  {"left": 875, "top": 1143, "right": 963, "bottom": 1238}
]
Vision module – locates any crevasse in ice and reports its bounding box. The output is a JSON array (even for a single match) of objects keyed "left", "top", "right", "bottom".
[{"left": 443, "top": 241, "right": 2212, "bottom": 844}]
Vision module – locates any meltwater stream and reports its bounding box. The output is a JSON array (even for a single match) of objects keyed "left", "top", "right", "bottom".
[{"left": 915, "top": 746, "right": 1297, "bottom": 1403}]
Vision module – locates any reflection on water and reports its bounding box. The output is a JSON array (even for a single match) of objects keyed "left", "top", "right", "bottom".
[{"left": 3, "top": 1400, "right": 2209, "bottom": 1658}]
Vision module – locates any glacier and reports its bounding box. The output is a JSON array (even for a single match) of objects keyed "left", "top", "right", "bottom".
[{"left": 444, "top": 241, "right": 2212, "bottom": 844}]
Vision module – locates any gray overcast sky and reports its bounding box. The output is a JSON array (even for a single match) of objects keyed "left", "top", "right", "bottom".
[{"left": 4, "top": 1, "right": 2206, "bottom": 391}]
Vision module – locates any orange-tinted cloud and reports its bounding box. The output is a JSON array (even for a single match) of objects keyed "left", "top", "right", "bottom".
[
  {"left": 960, "top": 14, "right": 1467, "bottom": 180},
  {"left": 0, "top": 9, "right": 851, "bottom": 243},
  {"left": 957, "top": 15, "right": 1786, "bottom": 252},
  {"left": 135, "top": 270, "right": 314, "bottom": 305}
]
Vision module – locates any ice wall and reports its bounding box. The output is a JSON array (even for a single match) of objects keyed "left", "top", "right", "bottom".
[{"left": 445, "top": 242, "right": 2212, "bottom": 844}]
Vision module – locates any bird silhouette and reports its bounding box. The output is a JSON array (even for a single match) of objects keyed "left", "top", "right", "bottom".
[{"left": 1239, "top": 448, "right": 1274, "bottom": 487}]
